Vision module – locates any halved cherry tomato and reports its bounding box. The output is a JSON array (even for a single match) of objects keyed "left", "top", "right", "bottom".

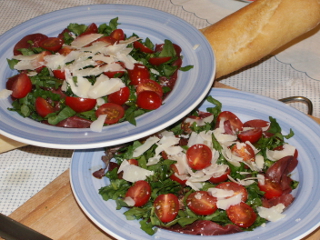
[
  {"left": 209, "top": 166, "right": 231, "bottom": 184},
  {"left": 58, "top": 46, "right": 73, "bottom": 56},
  {"left": 243, "top": 119, "right": 269, "bottom": 129},
  {"left": 125, "top": 180, "right": 151, "bottom": 207},
  {"left": 169, "top": 164, "right": 187, "bottom": 185},
  {"left": 57, "top": 28, "right": 71, "bottom": 42},
  {"left": 95, "top": 103, "right": 125, "bottom": 124},
  {"left": 231, "top": 143, "right": 255, "bottom": 162},
  {"left": 154, "top": 194, "right": 179, "bottom": 223},
  {"left": 226, "top": 202, "right": 257, "bottom": 228},
  {"left": 127, "top": 159, "right": 139, "bottom": 166},
  {"left": 79, "top": 23, "right": 98, "bottom": 36},
  {"left": 13, "top": 33, "right": 48, "bottom": 55},
  {"left": 103, "top": 70, "right": 125, "bottom": 78},
  {"left": 107, "top": 87, "right": 130, "bottom": 105},
  {"left": 127, "top": 63, "right": 150, "bottom": 85},
  {"left": 65, "top": 97, "right": 97, "bottom": 113},
  {"left": 94, "top": 36, "right": 117, "bottom": 46},
  {"left": 6, "top": 73, "right": 32, "bottom": 99},
  {"left": 133, "top": 41, "right": 154, "bottom": 53},
  {"left": 238, "top": 128, "right": 263, "bottom": 144},
  {"left": 149, "top": 56, "right": 171, "bottom": 66},
  {"left": 216, "top": 111, "right": 243, "bottom": 133},
  {"left": 35, "top": 97, "right": 55, "bottom": 118},
  {"left": 258, "top": 177, "right": 283, "bottom": 199},
  {"left": 186, "top": 191, "right": 217, "bottom": 215},
  {"left": 186, "top": 144, "right": 212, "bottom": 170},
  {"left": 136, "top": 91, "right": 162, "bottom": 110},
  {"left": 110, "top": 29, "right": 125, "bottom": 41},
  {"left": 53, "top": 69, "right": 66, "bottom": 80},
  {"left": 216, "top": 182, "right": 248, "bottom": 202},
  {"left": 39, "top": 37, "right": 63, "bottom": 52},
  {"left": 136, "top": 79, "right": 163, "bottom": 97}
]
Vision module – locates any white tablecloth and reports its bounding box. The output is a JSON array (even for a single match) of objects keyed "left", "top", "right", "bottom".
[{"left": 0, "top": 0, "right": 319, "bottom": 215}]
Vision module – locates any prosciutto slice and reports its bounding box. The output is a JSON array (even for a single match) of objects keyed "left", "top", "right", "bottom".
[{"left": 164, "top": 220, "right": 243, "bottom": 236}]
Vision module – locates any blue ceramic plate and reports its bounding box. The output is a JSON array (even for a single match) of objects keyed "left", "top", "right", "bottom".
[
  {"left": 70, "top": 88, "right": 320, "bottom": 240},
  {"left": 0, "top": 4, "right": 215, "bottom": 149}
]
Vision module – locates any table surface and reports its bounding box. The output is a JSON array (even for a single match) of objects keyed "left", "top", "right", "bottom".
[{"left": 0, "top": 0, "right": 319, "bottom": 239}]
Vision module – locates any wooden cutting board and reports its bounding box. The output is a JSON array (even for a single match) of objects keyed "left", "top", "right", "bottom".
[{"left": 7, "top": 83, "right": 320, "bottom": 240}]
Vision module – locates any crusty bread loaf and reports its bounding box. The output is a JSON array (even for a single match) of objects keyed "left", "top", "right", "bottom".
[{"left": 200, "top": 0, "right": 320, "bottom": 79}]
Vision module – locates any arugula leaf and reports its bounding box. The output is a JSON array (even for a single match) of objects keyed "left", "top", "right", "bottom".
[
  {"left": 158, "top": 39, "right": 176, "bottom": 57},
  {"left": 179, "top": 65, "right": 193, "bottom": 71},
  {"left": 140, "top": 219, "right": 156, "bottom": 235},
  {"left": 6, "top": 58, "right": 19, "bottom": 70},
  {"left": 67, "top": 23, "right": 88, "bottom": 36},
  {"left": 99, "top": 178, "right": 131, "bottom": 202},
  {"left": 47, "top": 106, "right": 76, "bottom": 125},
  {"left": 206, "top": 96, "right": 222, "bottom": 120},
  {"left": 98, "top": 17, "right": 120, "bottom": 35}
]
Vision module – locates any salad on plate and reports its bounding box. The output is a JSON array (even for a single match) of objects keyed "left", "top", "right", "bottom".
[
  {"left": 96, "top": 96, "right": 299, "bottom": 236},
  {"left": 2, "top": 17, "right": 192, "bottom": 131}
]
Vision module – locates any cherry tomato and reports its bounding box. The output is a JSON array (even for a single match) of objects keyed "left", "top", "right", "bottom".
[
  {"left": 127, "top": 159, "right": 139, "bottom": 166},
  {"left": 94, "top": 36, "right": 117, "bottom": 46},
  {"left": 136, "top": 91, "right": 162, "bottom": 110},
  {"left": 186, "top": 191, "right": 217, "bottom": 215},
  {"left": 216, "top": 182, "right": 248, "bottom": 202},
  {"left": 57, "top": 28, "right": 71, "bottom": 42},
  {"left": 125, "top": 180, "right": 151, "bottom": 207},
  {"left": 13, "top": 33, "right": 48, "bottom": 55},
  {"left": 79, "top": 23, "right": 98, "bottom": 36},
  {"left": 186, "top": 144, "right": 212, "bottom": 170},
  {"left": 258, "top": 178, "right": 283, "bottom": 199},
  {"left": 209, "top": 166, "right": 231, "bottom": 184},
  {"left": 243, "top": 119, "right": 269, "bottom": 129},
  {"left": 107, "top": 87, "right": 130, "bottom": 105},
  {"left": 230, "top": 143, "right": 255, "bottom": 162},
  {"left": 58, "top": 46, "right": 73, "bottom": 56},
  {"left": 226, "top": 202, "right": 257, "bottom": 228},
  {"left": 6, "top": 73, "right": 32, "bottom": 99},
  {"left": 149, "top": 56, "right": 171, "bottom": 66},
  {"left": 127, "top": 63, "right": 150, "bottom": 85},
  {"left": 154, "top": 194, "right": 179, "bottom": 223},
  {"left": 35, "top": 97, "right": 55, "bottom": 118},
  {"left": 133, "top": 41, "right": 154, "bottom": 53},
  {"left": 103, "top": 70, "right": 125, "bottom": 78},
  {"left": 65, "top": 97, "right": 97, "bottom": 113},
  {"left": 238, "top": 128, "right": 263, "bottom": 144},
  {"left": 39, "top": 37, "right": 63, "bottom": 52},
  {"left": 53, "top": 69, "right": 66, "bottom": 80},
  {"left": 110, "top": 29, "right": 125, "bottom": 41},
  {"left": 136, "top": 79, "right": 163, "bottom": 97},
  {"left": 95, "top": 103, "right": 125, "bottom": 124},
  {"left": 169, "top": 164, "right": 187, "bottom": 185},
  {"left": 216, "top": 111, "right": 243, "bottom": 133}
]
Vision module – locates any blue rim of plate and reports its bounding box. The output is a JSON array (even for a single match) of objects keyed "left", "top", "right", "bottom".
[
  {"left": 70, "top": 88, "right": 320, "bottom": 240},
  {"left": 0, "top": 4, "right": 215, "bottom": 149}
]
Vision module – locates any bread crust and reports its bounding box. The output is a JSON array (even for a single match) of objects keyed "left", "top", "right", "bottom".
[{"left": 200, "top": 0, "right": 320, "bottom": 79}]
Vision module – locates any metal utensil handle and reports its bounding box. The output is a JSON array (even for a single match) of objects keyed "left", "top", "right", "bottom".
[{"left": 278, "top": 96, "right": 313, "bottom": 115}]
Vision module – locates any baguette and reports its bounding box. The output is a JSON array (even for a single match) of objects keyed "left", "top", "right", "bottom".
[{"left": 200, "top": 0, "right": 320, "bottom": 79}]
